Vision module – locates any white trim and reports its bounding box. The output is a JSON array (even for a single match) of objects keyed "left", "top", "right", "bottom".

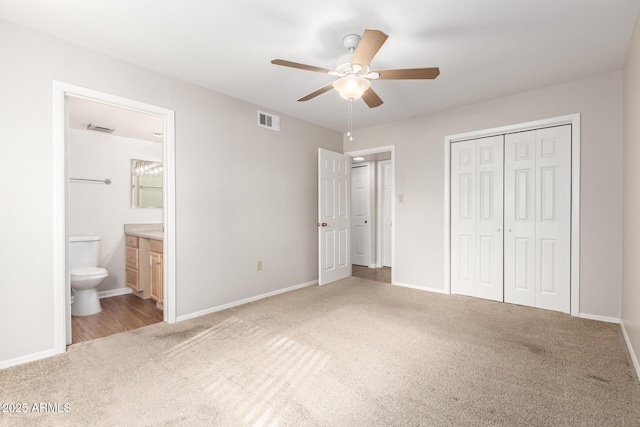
[
  {"left": 443, "top": 137, "right": 451, "bottom": 295},
  {"left": 392, "top": 281, "right": 449, "bottom": 294},
  {"left": 445, "top": 114, "right": 581, "bottom": 142},
  {"left": 99, "top": 288, "right": 133, "bottom": 299},
  {"left": 376, "top": 161, "right": 383, "bottom": 268},
  {"left": 0, "top": 348, "right": 60, "bottom": 370},
  {"left": 570, "top": 117, "right": 581, "bottom": 316},
  {"left": 53, "top": 81, "right": 177, "bottom": 361},
  {"left": 176, "top": 280, "right": 318, "bottom": 322},
  {"left": 443, "top": 114, "right": 581, "bottom": 316},
  {"left": 163, "top": 110, "right": 177, "bottom": 324},
  {"left": 621, "top": 321, "right": 640, "bottom": 378},
  {"left": 345, "top": 145, "right": 396, "bottom": 284},
  {"left": 377, "top": 159, "right": 392, "bottom": 269},
  {"left": 578, "top": 313, "right": 620, "bottom": 324},
  {"left": 52, "top": 84, "right": 67, "bottom": 354}
]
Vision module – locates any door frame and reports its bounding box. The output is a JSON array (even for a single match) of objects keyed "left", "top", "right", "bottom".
[
  {"left": 53, "top": 81, "right": 177, "bottom": 354},
  {"left": 377, "top": 159, "right": 393, "bottom": 268},
  {"left": 443, "top": 114, "right": 581, "bottom": 316},
  {"left": 345, "top": 145, "right": 396, "bottom": 284}
]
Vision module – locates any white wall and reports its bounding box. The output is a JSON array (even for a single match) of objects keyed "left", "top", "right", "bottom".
[
  {"left": 0, "top": 20, "right": 342, "bottom": 366},
  {"left": 69, "top": 129, "right": 163, "bottom": 292},
  {"left": 622, "top": 12, "right": 640, "bottom": 373},
  {"left": 346, "top": 72, "right": 624, "bottom": 319}
]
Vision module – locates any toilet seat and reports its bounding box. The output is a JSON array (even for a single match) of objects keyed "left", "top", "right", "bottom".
[{"left": 70, "top": 267, "right": 108, "bottom": 278}]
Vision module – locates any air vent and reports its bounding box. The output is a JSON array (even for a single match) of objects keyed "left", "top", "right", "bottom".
[
  {"left": 257, "top": 111, "right": 280, "bottom": 131},
  {"left": 87, "top": 123, "right": 115, "bottom": 133}
]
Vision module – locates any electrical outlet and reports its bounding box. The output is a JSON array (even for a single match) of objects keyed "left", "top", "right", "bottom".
[{"left": 257, "top": 260, "right": 263, "bottom": 271}]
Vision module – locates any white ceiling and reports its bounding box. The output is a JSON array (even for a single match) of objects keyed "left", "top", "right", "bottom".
[
  {"left": 1, "top": 0, "right": 638, "bottom": 132},
  {"left": 68, "top": 96, "right": 164, "bottom": 143}
]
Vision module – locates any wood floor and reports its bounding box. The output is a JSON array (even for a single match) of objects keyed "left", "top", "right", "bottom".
[
  {"left": 72, "top": 294, "right": 163, "bottom": 344},
  {"left": 352, "top": 265, "right": 391, "bottom": 283}
]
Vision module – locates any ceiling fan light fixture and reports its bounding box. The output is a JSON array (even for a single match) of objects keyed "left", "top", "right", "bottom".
[{"left": 333, "top": 75, "right": 371, "bottom": 100}]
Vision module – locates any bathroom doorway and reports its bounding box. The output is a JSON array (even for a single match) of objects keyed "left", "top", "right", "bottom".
[
  {"left": 346, "top": 146, "right": 395, "bottom": 284},
  {"left": 53, "top": 82, "right": 176, "bottom": 352}
]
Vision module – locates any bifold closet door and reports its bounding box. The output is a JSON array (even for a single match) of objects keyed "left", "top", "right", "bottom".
[
  {"left": 451, "top": 135, "right": 504, "bottom": 302},
  {"left": 504, "top": 125, "right": 571, "bottom": 313}
]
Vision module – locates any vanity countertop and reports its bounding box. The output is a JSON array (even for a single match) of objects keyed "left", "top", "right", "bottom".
[{"left": 125, "top": 230, "right": 163, "bottom": 240}]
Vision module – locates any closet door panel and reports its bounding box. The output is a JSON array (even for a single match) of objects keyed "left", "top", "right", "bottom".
[
  {"left": 475, "top": 136, "right": 504, "bottom": 302},
  {"left": 451, "top": 136, "right": 503, "bottom": 300},
  {"left": 451, "top": 141, "right": 476, "bottom": 297},
  {"left": 535, "top": 125, "right": 571, "bottom": 313},
  {"left": 505, "top": 131, "right": 536, "bottom": 307}
]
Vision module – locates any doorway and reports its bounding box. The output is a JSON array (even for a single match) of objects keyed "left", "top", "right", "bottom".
[
  {"left": 67, "top": 96, "right": 166, "bottom": 342},
  {"left": 346, "top": 146, "right": 395, "bottom": 284},
  {"left": 53, "top": 82, "right": 176, "bottom": 354}
]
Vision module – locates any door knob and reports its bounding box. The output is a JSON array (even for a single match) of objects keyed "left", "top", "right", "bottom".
[
  {"left": 317, "top": 222, "right": 328, "bottom": 227},
  {"left": 365, "top": 220, "right": 368, "bottom": 224}
]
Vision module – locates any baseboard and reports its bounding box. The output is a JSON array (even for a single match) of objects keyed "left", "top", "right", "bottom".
[
  {"left": 71, "top": 287, "right": 133, "bottom": 303},
  {"left": 392, "top": 281, "right": 449, "bottom": 294},
  {"left": 578, "top": 313, "right": 621, "bottom": 324},
  {"left": 0, "top": 347, "right": 60, "bottom": 370},
  {"left": 176, "top": 280, "right": 318, "bottom": 322},
  {"left": 621, "top": 321, "right": 640, "bottom": 378},
  {"left": 99, "top": 288, "right": 132, "bottom": 299}
]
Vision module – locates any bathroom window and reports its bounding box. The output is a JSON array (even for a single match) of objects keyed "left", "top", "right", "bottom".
[{"left": 131, "top": 159, "right": 163, "bottom": 208}]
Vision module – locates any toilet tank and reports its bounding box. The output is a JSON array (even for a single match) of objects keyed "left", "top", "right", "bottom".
[{"left": 69, "top": 236, "right": 101, "bottom": 269}]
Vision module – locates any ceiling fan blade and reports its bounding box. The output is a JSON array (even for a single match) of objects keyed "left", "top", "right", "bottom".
[
  {"left": 362, "top": 87, "right": 383, "bottom": 108},
  {"left": 351, "top": 29, "right": 388, "bottom": 70},
  {"left": 375, "top": 67, "right": 440, "bottom": 80},
  {"left": 271, "top": 59, "right": 332, "bottom": 74},
  {"left": 297, "top": 83, "right": 334, "bottom": 102}
]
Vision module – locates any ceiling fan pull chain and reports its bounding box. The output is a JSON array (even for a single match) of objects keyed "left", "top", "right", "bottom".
[{"left": 347, "top": 99, "right": 354, "bottom": 141}]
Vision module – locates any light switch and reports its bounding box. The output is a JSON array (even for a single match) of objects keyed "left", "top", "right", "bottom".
[
  {"left": 399, "top": 194, "right": 404, "bottom": 203},
  {"left": 257, "top": 260, "right": 263, "bottom": 271}
]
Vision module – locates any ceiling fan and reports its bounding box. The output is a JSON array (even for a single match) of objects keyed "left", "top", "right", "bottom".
[{"left": 271, "top": 29, "right": 440, "bottom": 108}]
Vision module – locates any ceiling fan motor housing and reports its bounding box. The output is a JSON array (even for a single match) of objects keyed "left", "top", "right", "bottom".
[
  {"left": 336, "top": 34, "right": 362, "bottom": 74},
  {"left": 336, "top": 53, "right": 354, "bottom": 74}
]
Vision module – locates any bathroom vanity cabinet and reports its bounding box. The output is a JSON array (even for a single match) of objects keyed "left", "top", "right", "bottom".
[
  {"left": 125, "top": 233, "right": 163, "bottom": 308},
  {"left": 149, "top": 239, "right": 163, "bottom": 307},
  {"left": 125, "top": 235, "right": 143, "bottom": 295}
]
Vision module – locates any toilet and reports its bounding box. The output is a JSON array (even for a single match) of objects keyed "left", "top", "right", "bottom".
[{"left": 70, "top": 236, "right": 108, "bottom": 316}]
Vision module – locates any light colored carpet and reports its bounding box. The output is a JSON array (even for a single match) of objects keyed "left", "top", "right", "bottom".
[{"left": 1, "top": 277, "right": 639, "bottom": 426}]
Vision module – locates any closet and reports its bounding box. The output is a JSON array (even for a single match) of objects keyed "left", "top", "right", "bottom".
[{"left": 450, "top": 125, "right": 571, "bottom": 313}]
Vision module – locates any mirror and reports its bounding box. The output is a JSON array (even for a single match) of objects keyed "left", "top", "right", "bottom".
[{"left": 131, "top": 159, "right": 163, "bottom": 208}]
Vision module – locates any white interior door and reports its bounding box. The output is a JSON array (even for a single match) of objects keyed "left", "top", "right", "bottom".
[
  {"left": 475, "top": 136, "right": 504, "bottom": 302},
  {"left": 318, "top": 148, "right": 351, "bottom": 285},
  {"left": 504, "top": 131, "right": 537, "bottom": 307},
  {"left": 451, "top": 135, "right": 503, "bottom": 301},
  {"left": 381, "top": 160, "right": 393, "bottom": 267},
  {"left": 351, "top": 164, "right": 370, "bottom": 267},
  {"left": 504, "top": 126, "right": 571, "bottom": 313},
  {"left": 535, "top": 126, "right": 571, "bottom": 312},
  {"left": 451, "top": 140, "right": 477, "bottom": 297}
]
